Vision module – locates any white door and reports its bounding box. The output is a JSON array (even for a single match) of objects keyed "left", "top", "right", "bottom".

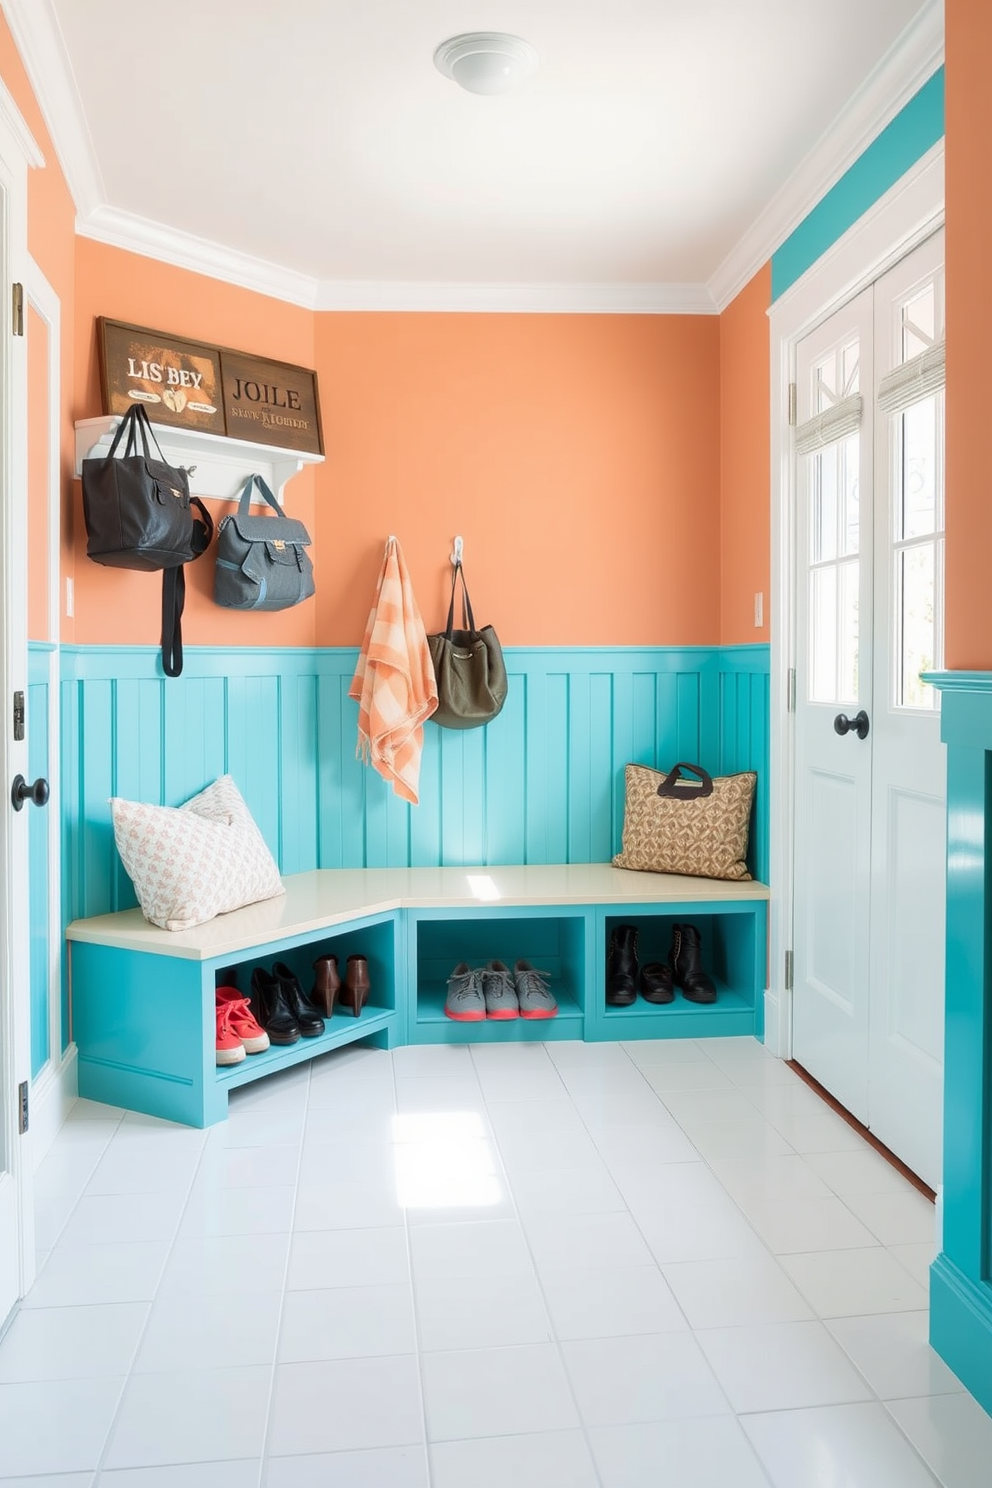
[
  {"left": 0, "top": 146, "right": 33, "bottom": 1326},
  {"left": 793, "top": 232, "right": 946, "bottom": 1189}
]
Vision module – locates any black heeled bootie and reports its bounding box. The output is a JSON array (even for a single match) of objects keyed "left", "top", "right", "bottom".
[
  {"left": 670, "top": 924, "right": 716, "bottom": 1004},
  {"left": 606, "top": 924, "right": 639, "bottom": 1006},
  {"left": 251, "top": 966, "right": 301, "bottom": 1045},
  {"left": 272, "top": 961, "right": 326, "bottom": 1037}
]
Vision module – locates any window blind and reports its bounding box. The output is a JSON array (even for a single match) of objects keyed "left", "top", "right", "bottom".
[
  {"left": 876, "top": 340, "right": 945, "bottom": 416},
  {"left": 794, "top": 393, "right": 863, "bottom": 457}
]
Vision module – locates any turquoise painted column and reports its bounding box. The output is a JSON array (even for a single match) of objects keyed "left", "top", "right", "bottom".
[{"left": 926, "top": 673, "right": 992, "bottom": 1412}]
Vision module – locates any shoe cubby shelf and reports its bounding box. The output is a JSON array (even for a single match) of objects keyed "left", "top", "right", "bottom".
[{"left": 66, "top": 865, "right": 769, "bottom": 1126}]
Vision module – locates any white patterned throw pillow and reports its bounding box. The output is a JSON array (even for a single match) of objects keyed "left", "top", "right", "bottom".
[{"left": 110, "top": 775, "right": 285, "bottom": 931}]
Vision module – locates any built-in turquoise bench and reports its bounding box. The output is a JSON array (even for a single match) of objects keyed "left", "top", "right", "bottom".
[{"left": 66, "top": 864, "right": 769, "bottom": 1127}]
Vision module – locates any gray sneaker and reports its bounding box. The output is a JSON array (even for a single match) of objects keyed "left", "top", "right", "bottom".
[
  {"left": 482, "top": 961, "right": 519, "bottom": 1020},
  {"left": 444, "top": 963, "right": 486, "bottom": 1022},
  {"left": 513, "top": 960, "right": 558, "bottom": 1020}
]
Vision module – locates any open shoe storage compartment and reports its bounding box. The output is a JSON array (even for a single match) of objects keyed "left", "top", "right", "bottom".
[
  {"left": 70, "top": 908, "right": 402, "bottom": 1128},
  {"left": 406, "top": 908, "right": 588, "bottom": 1043},
  {"left": 594, "top": 900, "right": 765, "bottom": 1040}
]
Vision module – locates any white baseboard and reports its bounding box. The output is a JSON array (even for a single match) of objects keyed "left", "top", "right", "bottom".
[
  {"left": 29, "top": 1044, "right": 78, "bottom": 1171},
  {"left": 763, "top": 988, "right": 793, "bottom": 1061}
]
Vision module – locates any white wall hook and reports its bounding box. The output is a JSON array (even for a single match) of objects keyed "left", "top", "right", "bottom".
[{"left": 451, "top": 535, "right": 464, "bottom": 567}]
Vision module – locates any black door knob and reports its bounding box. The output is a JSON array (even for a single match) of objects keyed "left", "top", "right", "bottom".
[
  {"left": 833, "top": 710, "right": 870, "bottom": 740},
  {"left": 11, "top": 775, "right": 50, "bottom": 811}
]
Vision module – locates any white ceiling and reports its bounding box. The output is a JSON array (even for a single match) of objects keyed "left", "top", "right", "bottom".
[{"left": 7, "top": 0, "right": 942, "bottom": 310}]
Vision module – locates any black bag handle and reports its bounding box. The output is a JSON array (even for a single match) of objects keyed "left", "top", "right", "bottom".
[
  {"left": 107, "top": 405, "right": 169, "bottom": 465},
  {"left": 444, "top": 561, "right": 477, "bottom": 638},
  {"left": 656, "top": 762, "right": 714, "bottom": 799},
  {"left": 237, "top": 473, "right": 282, "bottom": 517}
]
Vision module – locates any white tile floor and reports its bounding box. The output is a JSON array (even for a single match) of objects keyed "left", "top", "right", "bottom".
[{"left": 3, "top": 1035, "right": 989, "bottom": 1487}]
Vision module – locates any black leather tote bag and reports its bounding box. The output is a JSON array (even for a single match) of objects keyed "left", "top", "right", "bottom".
[
  {"left": 81, "top": 405, "right": 213, "bottom": 676},
  {"left": 427, "top": 562, "right": 508, "bottom": 729}
]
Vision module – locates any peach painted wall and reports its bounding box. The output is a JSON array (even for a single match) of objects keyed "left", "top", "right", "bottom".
[
  {"left": 0, "top": 13, "right": 76, "bottom": 641},
  {"left": 314, "top": 312, "right": 721, "bottom": 647},
  {"left": 945, "top": 0, "right": 992, "bottom": 669},
  {"left": 719, "top": 264, "right": 771, "bottom": 646},
  {"left": 72, "top": 240, "right": 318, "bottom": 647}
]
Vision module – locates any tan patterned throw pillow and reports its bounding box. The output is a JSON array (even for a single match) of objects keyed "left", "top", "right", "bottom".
[
  {"left": 110, "top": 775, "right": 284, "bottom": 931},
  {"left": 613, "top": 762, "right": 757, "bottom": 881}
]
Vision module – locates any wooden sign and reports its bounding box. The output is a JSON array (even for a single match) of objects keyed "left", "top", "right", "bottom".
[
  {"left": 220, "top": 350, "right": 324, "bottom": 456},
  {"left": 97, "top": 319, "right": 226, "bottom": 435}
]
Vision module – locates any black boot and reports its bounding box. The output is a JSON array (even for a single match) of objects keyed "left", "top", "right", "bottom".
[
  {"left": 272, "top": 961, "right": 325, "bottom": 1037},
  {"left": 670, "top": 924, "right": 716, "bottom": 1004},
  {"left": 606, "top": 924, "right": 639, "bottom": 1006},
  {"left": 251, "top": 966, "right": 301, "bottom": 1045}
]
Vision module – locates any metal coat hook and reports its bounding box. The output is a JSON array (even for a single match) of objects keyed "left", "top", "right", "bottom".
[{"left": 451, "top": 535, "right": 464, "bottom": 567}]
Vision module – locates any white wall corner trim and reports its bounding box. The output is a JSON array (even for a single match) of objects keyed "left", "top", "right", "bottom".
[
  {"left": 2, "top": 0, "right": 99, "bottom": 210},
  {"left": 29, "top": 1045, "right": 78, "bottom": 1173},
  {"left": 77, "top": 204, "right": 321, "bottom": 310},
  {"left": 313, "top": 279, "right": 718, "bottom": 314},
  {"left": 707, "top": 0, "right": 943, "bottom": 311},
  {"left": 0, "top": 72, "right": 43, "bottom": 169}
]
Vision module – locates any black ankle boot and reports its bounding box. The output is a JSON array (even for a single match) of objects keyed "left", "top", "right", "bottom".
[
  {"left": 670, "top": 924, "right": 716, "bottom": 1004},
  {"left": 272, "top": 962, "right": 325, "bottom": 1037},
  {"left": 606, "top": 924, "right": 639, "bottom": 1006},
  {"left": 251, "top": 966, "right": 301, "bottom": 1045}
]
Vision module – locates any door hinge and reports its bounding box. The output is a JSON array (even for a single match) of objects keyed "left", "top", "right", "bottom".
[
  {"left": 788, "top": 381, "right": 797, "bottom": 427},
  {"left": 787, "top": 668, "right": 796, "bottom": 712},
  {"left": 11, "top": 282, "right": 23, "bottom": 337},
  {"left": 17, "top": 1081, "right": 28, "bottom": 1135},
  {"left": 12, "top": 690, "right": 24, "bottom": 742},
  {"left": 784, "top": 949, "right": 794, "bottom": 992}
]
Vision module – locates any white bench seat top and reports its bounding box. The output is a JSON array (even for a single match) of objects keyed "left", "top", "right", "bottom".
[{"left": 65, "top": 863, "right": 769, "bottom": 962}]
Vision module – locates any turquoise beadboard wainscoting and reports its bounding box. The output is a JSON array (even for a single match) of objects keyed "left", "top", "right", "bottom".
[
  {"left": 59, "top": 644, "right": 769, "bottom": 932},
  {"left": 925, "top": 672, "right": 992, "bottom": 1415}
]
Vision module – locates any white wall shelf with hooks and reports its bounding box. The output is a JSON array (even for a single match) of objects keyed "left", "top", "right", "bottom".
[{"left": 73, "top": 416, "right": 324, "bottom": 506}]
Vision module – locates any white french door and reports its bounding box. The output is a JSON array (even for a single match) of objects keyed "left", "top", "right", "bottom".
[{"left": 793, "top": 230, "right": 946, "bottom": 1189}]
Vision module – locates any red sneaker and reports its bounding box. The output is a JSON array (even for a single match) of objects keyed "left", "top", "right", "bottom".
[
  {"left": 216, "top": 986, "right": 271, "bottom": 1055},
  {"left": 215, "top": 997, "right": 247, "bottom": 1066}
]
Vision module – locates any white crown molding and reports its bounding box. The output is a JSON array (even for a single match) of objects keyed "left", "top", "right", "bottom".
[
  {"left": 2, "top": 0, "right": 101, "bottom": 214},
  {"left": 0, "top": 70, "right": 43, "bottom": 168},
  {"left": 708, "top": 0, "right": 944, "bottom": 310},
  {"left": 77, "top": 204, "right": 320, "bottom": 309},
  {"left": 2, "top": 0, "right": 940, "bottom": 318},
  {"left": 312, "top": 279, "right": 717, "bottom": 314}
]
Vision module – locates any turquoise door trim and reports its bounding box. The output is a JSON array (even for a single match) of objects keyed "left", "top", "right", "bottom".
[
  {"left": 59, "top": 643, "right": 769, "bottom": 924},
  {"left": 771, "top": 67, "right": 944, "bottom": 301},
  {"left": 921, "top": 671, "right": 992, "bottom": 1414}
]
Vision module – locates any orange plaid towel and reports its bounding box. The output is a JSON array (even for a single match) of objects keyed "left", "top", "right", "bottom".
[{"left": 349, "top": 538, "right": 438, "bottom": 805}]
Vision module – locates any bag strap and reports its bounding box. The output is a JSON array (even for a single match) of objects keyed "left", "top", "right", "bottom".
[
  {"left": 107, "top": 405, "right": 169, "bottom": 464},
  {"left": 443, "top": 561, "right": 477, "bottom": 638},
  {"left": 190, "top": 497, "right": 214, "bottom": 557},
  {"left": 160, "top": 566, "right": 186, "bottom": 678},
  {"left": 237, "top": 473, "right": 282, "bottom": 517},
  {"left": 656, "top": 762, "right": 714, "bottom": 799}
]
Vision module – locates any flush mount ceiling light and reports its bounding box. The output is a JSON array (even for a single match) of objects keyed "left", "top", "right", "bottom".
[{"left": 433, "top": 32, "right": 538, "bottom": 96}]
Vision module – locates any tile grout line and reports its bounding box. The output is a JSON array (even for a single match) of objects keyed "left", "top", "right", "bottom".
[
  {"left": 253, "top": 1057, "right": 313, "bottom": 1488},
  {"left": 86, "top": 1114, "right": 214, "bottom": 1484},
  {"left": 465, "top": 1037, "right": 610, "bottom": 1488},
  {"left": 391, "top": 1048, "right": 437, "bottom": 1488}
]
